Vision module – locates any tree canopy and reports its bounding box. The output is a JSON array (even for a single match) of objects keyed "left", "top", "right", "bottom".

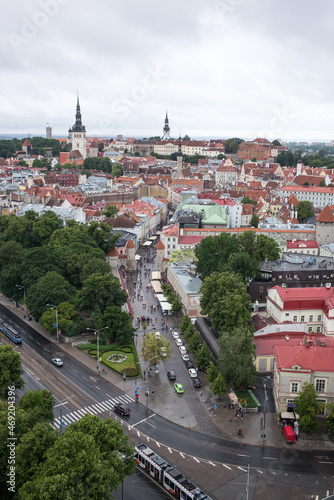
[
  {"left": 200, "top": 272, "right": 252, "bottom": 333},
  {"left": 0, "top": 345, "right": 24, "bottom": 395},
  {"left": 141, "top": 331, "right": 172, "bottom": 364},
  {"left": 296, "top": 200, "right": 315, "bottom": 220},
  {"left": 294, "top": 383, "right": 324, "bottom": 431},
  {"left": 218, "top": 328, "right": 257, "bottom": 389}
]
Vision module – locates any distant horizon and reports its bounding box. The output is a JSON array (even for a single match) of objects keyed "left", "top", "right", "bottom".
[{"left": 0, "top": 133, "right": 332, "bottom": 146}]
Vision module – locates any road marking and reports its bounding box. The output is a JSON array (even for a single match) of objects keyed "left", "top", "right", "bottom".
[
  {"left": 131, "top": 414, "right": 156, "bottom": 428},
  {"left": 106, "top": 393, "right": 112, "bottom": 398},
  {"left": 36, "top": 341, "right": 41, "bottom": 346},
  {"left": 95, "top": 386, "right": 101, "bottom": 390},
  {"left": 137, "top": 431, "right": 140, "bottom": 437},
  {"left": 237, "top": 454, "right": 250, "bottom": 458},
  {"left": 222, "top": 464, "right": 231, "bottom": 470},
  {"left": 270, "top": 472, "right": 276, "bottom": 475},
  {"left": 180, "top": 452, "right": 185, "bottom": 458},
  {"left": 193, "top": 457, "right": 200, "bottom": 463},
  {"left": 29, "top": 335, "right": 33, "bottom": 339},
  {"left": 319, "top": 461, "right": 333, "bottom": 464},
  {"left": 256, "top": 469, "right": 263, "bottom": 474},
  {"left": 72, "top": 369, "right": 78, "bottom": 373},
  {"left": 209, "top": 461, "right": 216, "bottom": 467},
  {"left": 238, "top": 466, "right": 247, "bottom": 472},
  {"left": 156, "top": 442, "right": 160, "bottom": 447},
  {"left": 263, "top": 457, "right": 276, "bottom": 460},
  {"left": 168, "top": 447, "right": 172, "bottom": 453}
]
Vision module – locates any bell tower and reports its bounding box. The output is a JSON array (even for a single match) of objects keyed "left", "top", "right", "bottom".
[
  {"left": 68, "top": 93, "right": 87, "bottom": 159},
  {"left": 162, "top": 110, "right": 170, "bottom": 140}
]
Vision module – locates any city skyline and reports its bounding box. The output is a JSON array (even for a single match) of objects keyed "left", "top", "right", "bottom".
[{"left": 1, "top": 0, "right": 334, "bottom": 141}]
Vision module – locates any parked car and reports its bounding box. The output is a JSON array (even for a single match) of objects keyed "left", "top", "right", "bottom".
[
  {"left": 186, "top": 360, "right": 194, "bottom": 369},
  {"left": 174, "top": 383, "right": 184, "bottom": 394},
  {"left": 167, "top": 370, "right": 176, "bottom": 380},
  {"left": 160, "top": 347, "right": 167, "bottom": 357},
  {"left": 179, "top": 346, "right": 187, "bottom": 355},
  {"left": 155, "top": 331, "right": 161, "bottom": 338},
  {"left": 114, "top": 403, "right": 130, "bottom": 416},
  {"left": 52, "top": 358, "right": 63, "bottom": 367},
  {"left": 192, "top": 378, "right": 201, "bottom": 388},
  {"left": 181, "top": 353, "right": 189, "bottom": 362},
  {"left": 175, "top": 338, "right": 183, "bottom": 347},
  {"left": 188, "top": 368, "right": 197, "bottom": 378},
  {"left": 172, "top": 331, "right": 180, "bottom": 339}
]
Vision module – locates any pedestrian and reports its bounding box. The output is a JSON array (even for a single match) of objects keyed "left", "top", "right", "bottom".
[
  {"left": 151, "top": 390, "right": 154, "bottom": 397},
  {"left": 260, "top": 417, "right": 263, "bottom": 429},
  {"left": 143, "top": 370, "right": 146, "bottom": 379}
]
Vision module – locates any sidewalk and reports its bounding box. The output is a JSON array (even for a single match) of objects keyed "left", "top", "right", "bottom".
[{"left": 2, "top": 290, "right": 333, "bottom": 450}]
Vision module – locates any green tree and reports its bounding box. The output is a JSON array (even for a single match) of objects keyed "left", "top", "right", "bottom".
[
  {"left": 211, "top": 372, "right": 227, "bottom": 400},
  {"left": 92, "top": 305, "right": 134, "bottom": 344},
  {"left": 40, "top": 301, "right": 79, "bottom": 337},
  {"left": 226, "top": 252, "right": 259, "bottom": 282},
  {"left": 200, "top": 272, "right": 252, "bottom": 333},
  {"left": 326, "top": 404, "right": 334, "bottom": 437},
  {"left": 141, "top": 331, "right": 172, "bottom": 364},
  {"left": 297, "top": 200, "right": 315, "bottom": 220},
  {"left": 76, "top": 273, "right": 127, "bottom": 314},
  {"left": 272, "top": 139, "right": 281, "bottom": 146},
  {"left": 98, "top": 142, "right": 104, "bottom": 152},
  {"left": 250, "top": 212, "right": 259, "bottom": 228},
  {"left": 102, "top": 204, "right": 119, "bottom": 218},
  {"left": 182, "top": 134, "right": 190, "bottom": 141},
  {"left": 188, "top": 331, "right": 202, "bottom": 353},
  {"left": 195, "top": 343, "right": 211, "bottom": 368},
  {"left": 218, "top": 328, "right": 257, "bottom": 389},
  {"left": 111, "top": 163, "right": 123, "bottom": 177},
  {"left": 31, "top": 211, "right": 63, "bottom": 246},
  {"left": 0, "top": 240, "right": 25, "bottom": 272},
  {"left": 18, "top": 390, "right": 55, "bottom": 422},
  {"left": 180, "top": 314, "right": 192, "bottom": 334},
  {"left": 319, "top": 179, "right": 326, "bottom": 187},
  {"left": 171, "top": 297, "right": 183, "bottom": 314},
  {"left": 253, "top": 234, "right": 280, "bottom": 263},
  {"left": 294, "top": 383, "right": 323, "bottom": 432},
  {"left": 26, "top": 271, "right": 74, "bottom": 321},
  {"left": 18, "top": 415, "right": 134, "bottom": 500},
  {"left": 15, "top": 422, "right": 58, "bottom": 491},
  {"left": 207, "top": 362, "right": 218, "bottom": 383},
  {"left": 251, "top": 157, "right": 257, "bottom": 162},
  {"left": 195, "top": 233, "right": 240, "bottom": 279},
  {"left": 0, "top": 345, "right": 24, "bottom": 395}
]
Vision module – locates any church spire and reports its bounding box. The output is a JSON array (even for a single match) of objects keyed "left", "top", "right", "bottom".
[
  {"left": 162, "top": 109, "right": 170, "bottom": 140},
  {"left": 75, "top": 93, "right": 82, "bottom": 127}
]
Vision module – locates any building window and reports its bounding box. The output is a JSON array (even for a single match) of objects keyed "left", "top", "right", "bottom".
[
  {"left": 309, "top": 315, "right": 313, "bottom": 322},
  {"left": 316, "top": 326, "right": 321, "bottom": 333},
  {"left": 285, "top": 313, "right": 289, "bottom": 317},
  {"left": 259, "top": 286, "right": 263, "bottom": 293},
  {"left": 301, "top": 315, "right": 305, "bottom": 322},
  {"left": 291, "top": 382, "right": 299, "bottom": 393},
  {"left": 317, "top": 315, "right": 322, "bottom": 321},
  {"left": 315, "top": 379, "right": 326, "bottom": 392},
  {"left": 293, "top": 316, "right": 298, "bottom": 322}
]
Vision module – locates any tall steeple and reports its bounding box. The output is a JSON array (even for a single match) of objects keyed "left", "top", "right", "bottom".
[
  {"left": 68, "top": 93, "right": 87, "bottom": 159},
  {"left": 162, "top": 109, "right": 170, "bottom": 140}
]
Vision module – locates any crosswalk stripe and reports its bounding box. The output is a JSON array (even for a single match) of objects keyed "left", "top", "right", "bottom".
[
  {"left": 75, "top": 409, "right": 86, "bottom": 417},
  {"left": 71, "top": 411, "right": 83, "bottom": 419},
  {"left": 93, "top": 403, "right": 106, "bottom": 413},
  {"left": 84, "top": 407, "right": 96, "bottom": 415},
  {"left": 86, "top": 406, "right": 98, "bottom": 414},
  {"left": 101, "top": 400, "right": 114, "bottom": 410},
  {"left": 63, "top": 414, "right": 77, "bottom": 424},
  {"left": 98, "top": 401, "right": 113, "bottom": 411}
]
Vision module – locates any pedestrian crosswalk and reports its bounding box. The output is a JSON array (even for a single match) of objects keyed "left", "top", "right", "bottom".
[{"left": 53, "top": 394, "right": 134, "bottom": 430}]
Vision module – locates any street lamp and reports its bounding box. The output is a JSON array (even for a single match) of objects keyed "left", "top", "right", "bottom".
[
  {"left": 87, "top": 327, "right": 108, "bottom": 372},
  {"left": 261, "top": 381, "right": 268, "bottom": 443},
  {"left": 54, "top": 395, "right": 75, "bottom": 433},
  {"left": 16, "top": 285, "right": 26, "bottom": 318},
  {"left": 47, "top": 304, "right": 59, "bottom": 342}
]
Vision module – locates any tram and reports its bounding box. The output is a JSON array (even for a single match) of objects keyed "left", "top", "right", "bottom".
[
  {"left": 0, "top": 320, "right": 22, "bottom": 343},
  {"left": 134, "top": 443, "right": 212, "bottom": 500}
]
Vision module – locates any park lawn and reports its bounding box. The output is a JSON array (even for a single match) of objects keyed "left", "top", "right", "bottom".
[{"left": 78, "top": 342, "right": 139, "bottom": 377}]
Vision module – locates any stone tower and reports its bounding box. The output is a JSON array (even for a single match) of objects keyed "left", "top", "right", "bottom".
[
  {"left": 68, "top": 94, "right": 87, "bottom": 159},
  {"left": 162, "top": 110, "right": 170, "bottom": 140},
  {"left": 126, "top": 239, "right": 136, "bottom": 272},
  {"left": 46, "top": 124, "right": 52, "bottom": 139},
  {"left": 316, "top": 205, "right": 334, "bottom": 245}
]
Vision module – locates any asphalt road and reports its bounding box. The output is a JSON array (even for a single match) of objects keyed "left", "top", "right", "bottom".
[{"left": 2, "top": 304, "right": 334, "bottom": 499}]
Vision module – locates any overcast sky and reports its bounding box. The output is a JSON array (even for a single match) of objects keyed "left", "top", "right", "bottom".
[{"left": 2, "top": 0, "right": 334, "bottom": 142}]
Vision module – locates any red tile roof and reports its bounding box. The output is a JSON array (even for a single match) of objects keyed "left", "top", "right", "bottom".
[
  {"left": 156, "top": 240, "right": 165, "bottom": 250},
  {"left": 106, "top": 247, "right": 119, "bottom": 257},
  {"left": 126, "top": 239, "right": 135, "bottom": 249},
  {"left": 287, "top": 240, "right": 319, "bottom": 249},
  {"left": 316, "top": 205, "right": 334, "bottom": 223},
  {"left": 274, "top": 344, "right": 334, "bottom": 372}
]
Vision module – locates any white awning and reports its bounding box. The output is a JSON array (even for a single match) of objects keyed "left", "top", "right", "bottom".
[
  {"left": 156, "top": 293, "right": 168, "bottom": 302},
  {"left": 135, "top": 255, "right": 141, "bottom": 260},
  {"left": 152, "top": 271, "right": 161, "bottom": 280},
  {"left": 151, "top": 280, "right": 163, "bottom": 293},
  {"left": 143, "top": 241, "right": 152, "bottom": 246},
  {"left": 160, "top": 301, "right": 173, "bottom": 311}
]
